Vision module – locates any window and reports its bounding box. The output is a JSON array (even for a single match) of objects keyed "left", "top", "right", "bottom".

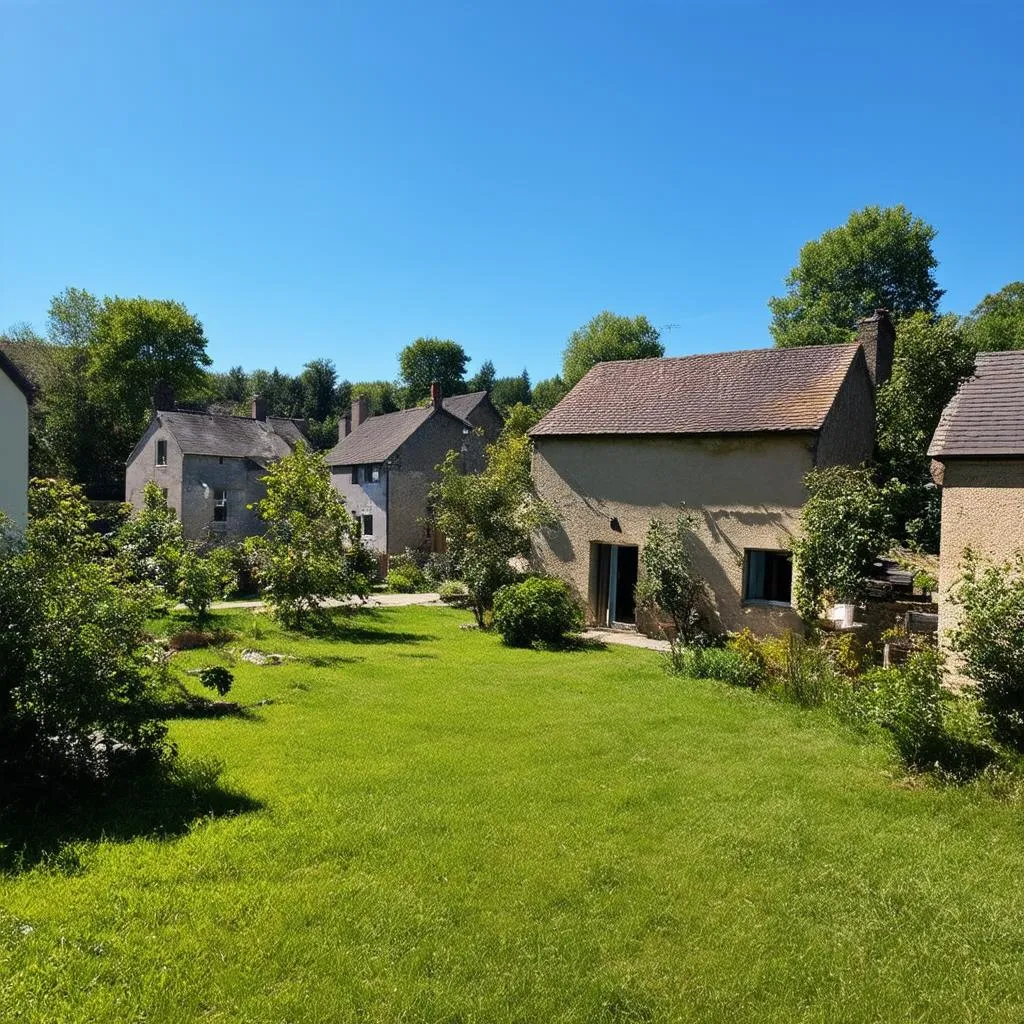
[
  {"left": 351, "top": 466, "right": 359, "bottom": 484},
  {"left": 351, "top": 464, "right": 381, "bottom": 485},
  {"left": 156, "top": 439, "right": 168, "bottom": 466},
  {"left": 744, "top": 550, "right": 793, "bottom": 605},
  {"left": 213, "top": 489, "right": 228, "bottom": 522},
  {"left": 361, "top": 514, "right": 374, "bottom": 537},
  {"left": 370, "top": 464, "right": 380, "bottom": 483}
]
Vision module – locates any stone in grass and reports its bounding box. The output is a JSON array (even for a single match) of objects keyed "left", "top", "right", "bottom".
[{"left": 238, "top": 649, "right": 294, "bottom": 666}]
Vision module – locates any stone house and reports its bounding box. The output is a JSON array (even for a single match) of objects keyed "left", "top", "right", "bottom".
[
  {"left": 125, "top": 391, "right": 308, "bottom": 540},
  {"left": 0, "top": 349, "right": 34, "bottom": 532},
  {"left": 928, "top": 349, "right": 1024, "bottom": 654},
  {"left": 529, "top": 312, "right": 893, "bottom": 636},
  {"left": 325, "top": 386, "right": 501, "bottom": 557}
]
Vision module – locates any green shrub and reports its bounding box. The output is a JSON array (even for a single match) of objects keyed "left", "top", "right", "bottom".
[
  {"left": 438, "top": 580, "right": 471, "bottom": 606},
  {"left": 493, "top": 577, "right": 583, "bottom": 648},
  {"left": 387, "top": 552, "right": 427, "bottom": 591},
  {"left": 385, "top": 570, "right": 417, "bottom": 593},
  {"left": 671, "top": 646, "right": 761, "bottom": 687},
  {"left": 726, "top": 630, "right": 846, "bottom": 708},
  {"left": 177, "top": 549, "right": 233, "bottom": 621},
  {"left": 423, "top": 552, "right": 456, "bottom": 588},
  {"left": 949, "top": 549, "right": 1024, "bottom": 750}
]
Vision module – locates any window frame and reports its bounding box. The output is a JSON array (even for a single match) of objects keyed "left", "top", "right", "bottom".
[
  {"left": 742, "top": 548, "right": 793, "bottom": 607},
  {"left": 213, "top": 488, "right": 229, "bottom": 523},
  {"left": 156, "top": 439, "right": 168, "bottom": 466},
  {"left": 361, "top": 513, "right": 374, "bottom": 538}
]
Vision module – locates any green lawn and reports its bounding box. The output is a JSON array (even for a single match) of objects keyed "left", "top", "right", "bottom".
[{"left": 3, "top": 605, "right": 1024, "bottom": 1023}]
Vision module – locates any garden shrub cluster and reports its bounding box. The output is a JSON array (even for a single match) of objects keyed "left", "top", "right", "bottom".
[
  {"left": 493, "top": 576, "right": 583, "bottom": 648},
  {"left": 438, "top": 580, "right": 471, "bottom": 607},
  {"left": 386, "top": 551, "right": 428, "bottom": 593}
]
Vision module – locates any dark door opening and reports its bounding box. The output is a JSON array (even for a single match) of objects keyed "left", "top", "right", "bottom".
[{"left": 592, "top": 543, "right": 639, "bottom": 626}]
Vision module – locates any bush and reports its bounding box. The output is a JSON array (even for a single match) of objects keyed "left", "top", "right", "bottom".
[
  {"left": 387, "top": 552, "right": 427, "bottom": 591},
  {"left": 423, "top": 551, "right": 456, "bottom": 588},
  {"left": 385, "top": 570, "right": 417, "bottom": 593},
  {"left": 670, "top": 646, "right": 761, "bottom": 688},
  {"left": 725, "top": 630, "right": 847, "bottom": 708},
  {"left": 949, "top": 549, "right": 1024, "bottom": 750},
  {"left": 438, "top": 580, "right": 471, "bottom": 607},
  {"left": 113, "top": 481, "right": 184, "bottom": 594},
  {"left": 177, "top": 548, "right": 232, "bottom": 621},
  {"left": 493, "top": 577, "right": 583, "bottom": 648}
]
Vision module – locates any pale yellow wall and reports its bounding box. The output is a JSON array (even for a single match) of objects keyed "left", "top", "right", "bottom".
[
  {"left": 532, "top": 434, "right": 816, "bottom": 635},
  {"left": 0, "top": 368, "right": 30, "bottom": 532},
  {"left": 936, "top": 459, "right": 1024, "bottom": 655}
]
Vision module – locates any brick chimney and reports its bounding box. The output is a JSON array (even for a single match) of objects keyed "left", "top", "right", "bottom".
[
  {"left": 339, "top": 413, "right": 352, "bottom": 440},
  {"left": 430, "top": 380, "right": 442, "bottom": 410},
  {"left": 152, "top": 379, "right": 176, "bottom": 413},
  {"left": 251, "top": 395, "right": 268, "bottom": 422},
  {"left": 351, "top": 395, "right": 370, "bottom": 430},
  {"left": 856, "top": 309, "right": 895, "bottom": 389}
]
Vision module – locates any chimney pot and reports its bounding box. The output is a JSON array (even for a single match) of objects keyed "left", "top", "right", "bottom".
[
  {"left": 430, "top": 380, "right": 442, "bottom": 410},
  {"left": 351, "top": 395, "right": 370, "bottom": 430},
  {"left": 856, "top": 309, "right": 895, "bottom": 389},
  {"left": 251, "top": 395, "right": 268, "bottom": 422},
  {"left": 340, "top": 413, "right": 352, "bottom": 440}
]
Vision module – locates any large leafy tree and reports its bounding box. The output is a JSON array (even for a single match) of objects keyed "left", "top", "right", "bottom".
[
  {"left": 249, "top": 443, "right": 373, "bottom": 627},
  {"left": 467, "top": 359, "right": 497, "bottom": 393},
  {"left": 430, "top": 431, "right": 553, "bottom": 628},
  {"left": 398, "top": 338, "right": 469, "bottom": 404},
  {"left": 531, "top": 375, "right": 568, "bottom": 412},
  {"left": 965, "top": 282, "right": 1024, "bottom": 353},
  {"left": 769, "top": 205, "right": 943, "bottom": 347},
  {"left": 562, "top": 312, "right": 663, "bottom": 389},
  {"left": 875, "top": 313, "right": 976, "bottom": 548},
  {"left": 350, "top": 379, "right": 403, "bottom": 415},
  {"left": 490, "top": 370, "right": 531, "bottom": 413},
  {"left": 299, "top": 358, "right": 339, "bottom": 422}
]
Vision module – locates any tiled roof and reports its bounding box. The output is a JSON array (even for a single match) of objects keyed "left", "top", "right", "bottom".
[
  {"left": 529, "top": 344, "right": 862, "bottom": 437},
  {"left": 157, "top": 411, "right": 307, "bottom": 461},
  {"left": 325, "top": 405, "right": 472, "bottom": 465},
  {"left": 0, "top": 348, "right": 35, "bottom": 403},
  {"left": 929, "top": 350, "right": 1024, "bottom": 458},
  {"left": 442, "top": 391, "right": 489, "bottom": 420}
]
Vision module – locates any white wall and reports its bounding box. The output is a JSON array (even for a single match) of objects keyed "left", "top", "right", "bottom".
[{"left": 0, "top": 368, "right": 30, "bottom": 532}]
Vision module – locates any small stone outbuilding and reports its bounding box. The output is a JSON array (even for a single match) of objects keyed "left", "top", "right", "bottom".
[
  {"left": 529, "top": 313, "right": 893, "bottom": 636},
  {"left": 928, "top": 349, "right": 1024, "bottom": 652}
]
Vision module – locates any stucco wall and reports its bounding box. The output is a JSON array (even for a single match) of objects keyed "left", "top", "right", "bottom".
[
  {"left": 126, "top": 420, "right": 184, "bottom": 522},
  {"left": 936, "top": 458, "right": 1024, "bottom": 654},
  {"left": 180, "top": 455, "right": 268, "bottom": 540},
  {"left": 332, "top": 469, "right": 388, "bottom": 553},
  {"left": 0, "top": 368, "right": 30, "bottom": 532},
  {"left": 815, "top": 356, "right": 875, "bottom": 468},
  {"left": 532, "top": 434, "right": 815, "bottom": 635}
]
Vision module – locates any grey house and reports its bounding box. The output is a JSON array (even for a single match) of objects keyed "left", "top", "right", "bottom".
[
  {"left": 126, "top": 394, "right": 307, "bottom": 540},
  {"left": 325, "top": 386, "right": 501, "bottom": 556}
]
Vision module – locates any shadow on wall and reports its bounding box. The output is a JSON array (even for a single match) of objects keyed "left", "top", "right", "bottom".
[{"left": 0, "top": 757, "right": 263, "bottom": 876}]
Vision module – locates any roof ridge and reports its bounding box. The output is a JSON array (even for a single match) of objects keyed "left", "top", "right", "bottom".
[{"left": 583, "top": 342, "right": 860, "bottom": 371}]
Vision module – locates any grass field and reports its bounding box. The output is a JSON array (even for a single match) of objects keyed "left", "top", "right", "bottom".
[{"left": 3, "top": 604, "right": 1024, "bottom": 1023}]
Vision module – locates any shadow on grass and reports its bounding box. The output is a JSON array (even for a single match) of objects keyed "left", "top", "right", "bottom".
[
  {"left": 0, "top": 756, "right": 263, "bottom": 876},
  {"left": 303, "top": 654, "right": 365, "bottom": 668},
  {"left": 297, "top": 606, "right": 438, "bottom": 646},
  {"left": 162, "top": 696, "right": 263, "bottom": 721}
]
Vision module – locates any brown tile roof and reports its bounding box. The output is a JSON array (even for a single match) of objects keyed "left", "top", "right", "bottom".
[
  {"left": 325, "top": 405, "right": 473, "bottom": 465},
  {"left": 928, "top": 350, "right": 1024, "bottom": 459},
  {"left": 155, "top": 411, "right": 307, "bottom": 461},
  {"left": 529, "top": 344, "right": 863, "bottom": 437}
]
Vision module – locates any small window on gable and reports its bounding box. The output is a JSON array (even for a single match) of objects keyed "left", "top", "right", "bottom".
[
  {"left": 361, "top": 514, "right": 374, "bottom": 537},
  {"left": 213, "top": 489, "right": 228, "bottom": 523},
  {"left": 370, "top": 464, "right": 380, "bottom": 483},
  {"left": 351, "top": 466, "right": 360, "bottom": 484},
  {"left": 156, "top": 439, "right": 168, "bottom": 466},
  {"left": 744, "top": 550, "right": 793, "bottom": 605}
]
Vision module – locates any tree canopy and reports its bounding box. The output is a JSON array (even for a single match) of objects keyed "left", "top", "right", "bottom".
[
  {"left": 398, "top": 338, "right": 469, "bottom": 403},
  {"left": 770, "top": 205, "right": 943, "bottom": 347},
  {"left": 965, "top": 282, "right": 1024, "bottom": 353},
  {"left": 562, "top": 311, "right": 663, "bottom": 388}
]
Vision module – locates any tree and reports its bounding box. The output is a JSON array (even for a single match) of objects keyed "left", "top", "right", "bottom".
[
  {"left": 949, "top": 549, "right": 1024, "bottom": 749},
  {"left": 249, "top": 443, "right": 372, "bottom": 627},
  {"left": 792, "top": 466, "right": 892, "bottom": 624},
  {"left": 1, "top": 481, "right": 168, "bottom": 793},
  {"left": 350, "top": 380, "right": 403, "bottom": 415},
  {"left": 769, "top": 205, "right": 943, "bottom": 347},
  {"left": 490, "top": 370, "right": 531, "bottom": 413},
  {"left": 113, "top": 481, "right": 185, "bottom": 593},
  {"left": 47, "top": 287, "right": 99, "bottom": 347},
  {"left": 635, "top": 510, "right": 711, "bottom": 649},
  {"left": 398, "top": 338, "right": 469, "bottom": 404},
  {"left": 430, "top": 432, "right": 553, "bottom": 628},
  {"left": 532, "top": 375, "right": 568, "bottom": 412},
  {"left": 299, "top": 358, "right": 338, "bottom": 422},
  {"left": 467, "top": 359, "right": 497, "bottom": 393},
  {"left": 966, "top": 282, "right": 1024, "bottom": 353},
  {"left": 562, "top": 312, "right": 663, "bottom": 389},
  {"left": 875, "top": 313, "right": 976, "bottom": 548}
]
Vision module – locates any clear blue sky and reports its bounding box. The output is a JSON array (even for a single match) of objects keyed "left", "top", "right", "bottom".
[{"left": 2, "top": 0, "right": 1021, "bottom": 383}]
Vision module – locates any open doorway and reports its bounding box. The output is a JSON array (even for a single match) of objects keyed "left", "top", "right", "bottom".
[{"left": 592, "top": 543, "right": 639, "bottom": 627}]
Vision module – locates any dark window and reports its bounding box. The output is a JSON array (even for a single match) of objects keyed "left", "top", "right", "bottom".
[
  {"left": 213, "top": 489, "right": 228, "bottom": 522},
  {"left": 744, "top": 550, "right": 792, "bottom": 604},
  {"left": 351, "top": 466, "right": 360, "bottom": 484},
  {"left": 156, "top": 439, "right": 168, "bottom": 466},
  {"left": 361, "top": 514, "right": 374, "bottom": 537}
]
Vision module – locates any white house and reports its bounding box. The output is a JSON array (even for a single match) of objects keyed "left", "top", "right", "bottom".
[{"left": 0, "top": 350, "right": 34, "bottom": 532}]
